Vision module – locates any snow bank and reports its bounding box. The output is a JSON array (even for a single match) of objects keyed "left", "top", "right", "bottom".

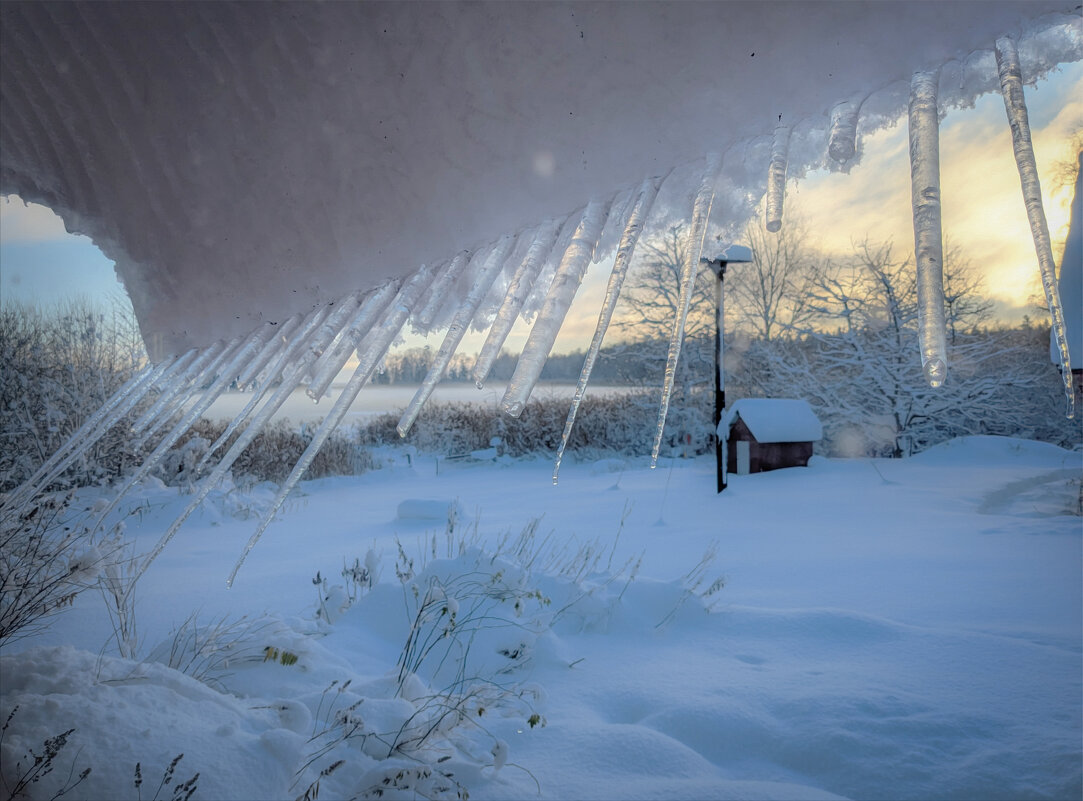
[
  {"left": 2, "top": 441, "right": 1079, "bottom": 799},
  {"left": 910, "top": 434, "right": 1080, "bottom": 467}
]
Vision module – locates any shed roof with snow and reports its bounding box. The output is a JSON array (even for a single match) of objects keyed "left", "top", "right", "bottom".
[{"left": 720, "top": 399, "right": 823, "bottom": 443}]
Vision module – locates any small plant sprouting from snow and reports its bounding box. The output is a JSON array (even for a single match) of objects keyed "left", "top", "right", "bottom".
[
  {"left": 0, "top": 705, "right": 91, "bottom": 800},
  {"left": 290, "top": 512, "right": 687, "bottom": 800},
  {"left": 0, "top": 491, "right": 128, "bottom": 648},
  {"left": 134, "top": 752, "right": 199, "bottom": 801}
]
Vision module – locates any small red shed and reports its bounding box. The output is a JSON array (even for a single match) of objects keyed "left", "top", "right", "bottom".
[{"left": 719, "top": 399, "right": 823, "bottom": 475}]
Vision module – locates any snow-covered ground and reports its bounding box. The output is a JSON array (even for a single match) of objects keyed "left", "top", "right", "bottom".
[{"left": 2, "top": 436, "right": 1080, "bottom": 800}]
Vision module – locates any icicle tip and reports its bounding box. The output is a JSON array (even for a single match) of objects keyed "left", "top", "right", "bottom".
[{"left": 923, "top": 358, "right": 947, "bottom": 388}]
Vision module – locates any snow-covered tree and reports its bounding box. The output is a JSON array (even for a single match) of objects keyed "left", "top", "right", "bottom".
[
  {"left": 0, "top": 298, "right": 146, "bottom": 490},
  {"left": 734, "top": 238, "right": 1067, "bottom": 456}
]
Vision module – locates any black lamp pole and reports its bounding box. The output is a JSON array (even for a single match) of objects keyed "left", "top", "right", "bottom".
[
  {"left": 700, "top": 246, "right": 750, "bottom": 493},
  {"left": 702, "top": 257, "right": 728, "bottom": 493}
]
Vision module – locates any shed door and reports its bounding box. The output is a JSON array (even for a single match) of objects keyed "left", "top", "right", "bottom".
[{"left": 736, "top": 440, "right": 751, "bottom": 475}]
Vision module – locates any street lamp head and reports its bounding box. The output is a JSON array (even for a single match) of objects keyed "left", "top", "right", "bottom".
[{"left": 706, "top": 244, "right": 753, "bottom": 264}]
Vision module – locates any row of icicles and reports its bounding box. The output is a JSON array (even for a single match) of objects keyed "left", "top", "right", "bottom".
[{"left": 4, "top": 34, "right": 1073, "bottom": 587}]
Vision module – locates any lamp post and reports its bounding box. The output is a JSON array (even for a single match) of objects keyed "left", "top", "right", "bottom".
[{"left": 701, "top": 245, "right": 752, "bottom": 493}]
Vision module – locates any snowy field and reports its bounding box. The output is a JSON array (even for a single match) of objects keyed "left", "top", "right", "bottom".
[{"left": 2, "top": 436, "right": 1080, "bottom": 800}]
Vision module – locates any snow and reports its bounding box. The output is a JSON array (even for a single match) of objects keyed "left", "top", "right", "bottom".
[
  {"left": 1, "top": 3, "right": 1079, "bottom": 356},
  {"left": 3, "top": 436, "right": 1080, "bottom": 800},
  {"left": 721, "top": 399, "right": 824, "bottom": 443}
]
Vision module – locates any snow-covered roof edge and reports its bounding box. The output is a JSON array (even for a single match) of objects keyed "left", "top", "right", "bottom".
[{"left": 720, "top": 399, "right": 824, "bottom": 444}]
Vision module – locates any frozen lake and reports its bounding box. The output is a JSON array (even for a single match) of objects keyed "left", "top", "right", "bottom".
[{"left": 202, "top": 382, "right": 634, "bottom": 423}]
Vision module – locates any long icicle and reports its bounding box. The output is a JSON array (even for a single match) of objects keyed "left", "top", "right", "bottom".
[
  {"left": 196, "top": 307, "right": 331, "bottom": 472},
  {"left": 398, "top": 235, "right": 517, "bottom": 436},
  {"left": 502, "top": 199, "right": 611, "bottom": 418},
  {"left": 553, "top": 177, "right": 661, "bottom": 483},
  {"left": 765, "top": 125, "right": 791, "bottom": 233},
  {"left": 4, "top": 356, "right": 176, "bottom": 513},
  {"left": 472, "top": 219, "right": 564, "bottom": 387},
  {"left": 307, "top": 280, "right": 401, "bottom": 403},
  {"left": 132, "top": 287, "right": 386, "bottom": 584},
  {"left": 132, "top": 336, "right": 247, "bottom": 449},
  {"left": 228, "top": 264, "right": 438, "bottom": 587},
  {"left": 414, "top": 251, "right": 472, "bottom": 329},
  {"left": 129, "top": 346, "right": 212, "bottom": 435},
  {"left": 908, "top": 69, "right": 949, "bottom": 387},
  {"left": 233, "top": 313, "right": 302, "bottom": 390},
  {"left": 995, "top": 36, "right": 1075, "bottom": 418},
  {"left": 650, "top": 153, "right": 722, "bottom": 468},
  {"left": 91, "top": 326, "right": 276, "bottom": 531}
]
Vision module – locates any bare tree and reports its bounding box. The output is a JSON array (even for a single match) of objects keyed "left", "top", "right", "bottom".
[
  {"left": 725, "top": 216, "right": 821, "bottom": 340},
  {"left": 942, "top": 241, "right": 994, "bottom": 343},
  {"left": 607, "top": 224, "right": 716, "bottom": 450},
  {"left": 741, "top": 237, "right": 1051, "bottom": 457},
  {"left": 615, "top": 224, "right": 715, "bottom": 343}
]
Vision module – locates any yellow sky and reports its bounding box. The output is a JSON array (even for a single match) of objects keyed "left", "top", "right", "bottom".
[
  {"left": 3, "top": 62, "right": 1080, "bottom": 357},
  {"left": 792, "top": 61, "right": 1082, "bottom": 321}
]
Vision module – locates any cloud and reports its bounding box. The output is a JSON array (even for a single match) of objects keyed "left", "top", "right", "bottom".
[
  {"left": 790, "top": 63, "right": 1082, "bottom": 313},
  {"left": 0, "top": 195, "right": 77, "bottom": 243}
]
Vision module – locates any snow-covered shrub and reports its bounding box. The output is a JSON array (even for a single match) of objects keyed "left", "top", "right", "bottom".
[
  {"left": 291, "top": 514, "right": 720, "bottom": 800},
  {"left": 0, "top": 300, "right": 146, "bottom": 492},
  {"left": 185, "top": 419, "right": 377, "bottom": 484},
  {"left": 358, "top": 392, "right": 712, "bottom": 460},
  {"left": 150, "top": 436, "right": 210, "bottom": 487},
  {"left": 146, "top": 613, "right": 309, "bottom": 692},
  {"left": 0, "top": 491, "right": 123, "bottom": 646}
]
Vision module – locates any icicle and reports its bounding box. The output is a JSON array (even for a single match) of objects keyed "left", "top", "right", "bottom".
[
  {"left": 415, "top": 251, "right": 472, "bottom": 329},
  {"left": 996, "top": 36, "right": 1075, "bottom": 418},
  {"left": 128, "top": 347, "right": 207, "bottom": 435},
  {"left": 133, "top": 336, "right": 247, "bottom": 449},
  {"left": 472, "top": 218, "right": 563, "bottom": 388},
  {"left": 501, "top": 199, "right": 611, "bottom": 418},
  {"left": 651, "top": 153, "right": 722, "bottom": 467},
  {"left": 307, "top": 281, "right": 401, "bottom": 403},
  {"left": 398, "top": 235, "right": 517, "bottom": 436},
  {"left": 553, "top": 177, "right": 661, "bottom": 483},
  {"left": 234, "top": 313, "right": 301, "bottom": 390},
  {"left": 140, "top": 297, "right": 369, "bottom": 582},
  {"left": 92, "top": 328, "right": 275, "bottom": 530},
  {"left": 765, "top": 125, "right": 791, "bottom": 233},
  {"left": 227, "top": 264, "right": 438, "bottom": 587},
  {"left": 196, "top": 307, "right": 331, "bottom": 472},
  {"left": 298, "top": 292, "right": 364, "bottom": 373},
  {"left": 3, "top": 356, "right": 178, "bottom": 513},
  {"left": 908, "top": 69, "right": 949, "bottom": 387},
  {"left": 828, "top": 100, "right": 860, "bottom": 163}
]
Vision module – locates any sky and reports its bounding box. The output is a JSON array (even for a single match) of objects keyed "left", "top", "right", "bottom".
[{"left": 1, "top": 61, "right": 1079, "bottom": 353}]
